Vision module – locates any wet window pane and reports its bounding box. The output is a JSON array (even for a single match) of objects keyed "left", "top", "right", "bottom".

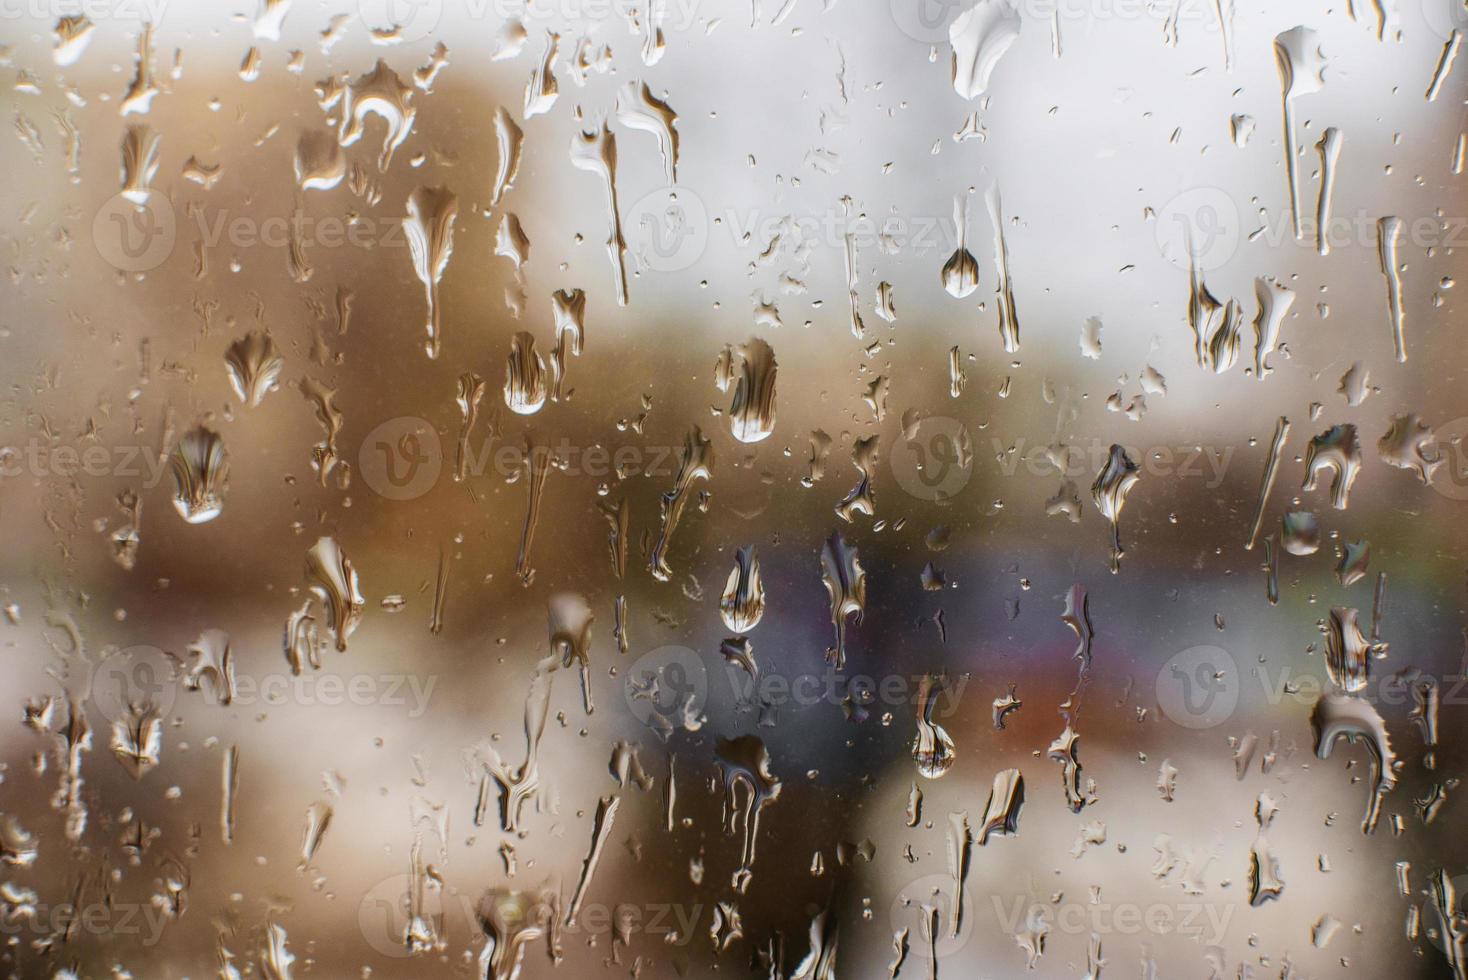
[{"left": 2, "top": 1, "right": 1467, "bottom": 977}]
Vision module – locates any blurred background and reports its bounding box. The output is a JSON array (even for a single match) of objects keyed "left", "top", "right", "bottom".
[{"left": 2, "top": 0, "right": 1468, "bottom": 975}]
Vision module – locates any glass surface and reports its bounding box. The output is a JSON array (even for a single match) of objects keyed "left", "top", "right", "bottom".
[{"left": 2, "top": 0, "right": 1468, "bottom": 976}]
